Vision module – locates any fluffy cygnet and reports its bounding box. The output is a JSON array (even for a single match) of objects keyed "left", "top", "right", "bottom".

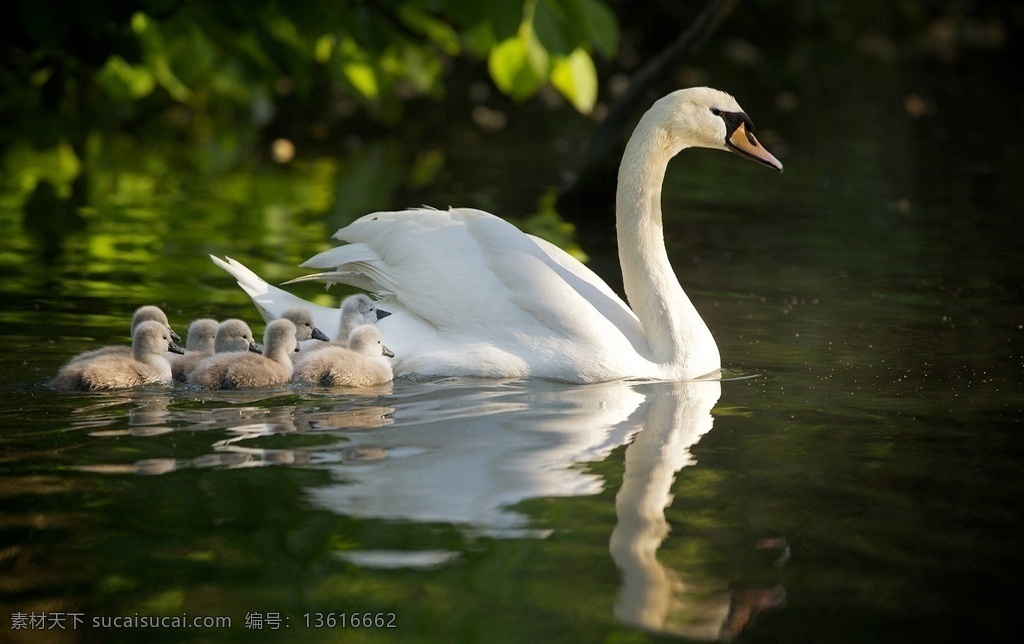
[
  {"left": 292, "top": 324, "right": 394, "bottom": 387},
  {"left": 187, "top": 319, "right": 298, "bottom": 389},
  {"left": 172, "top": 318, "right": 260, "bottom": 382},
  {"left": 298, "top": 295, "right": 392, "bottom": 358},
  {"left": 337, "top": 294, "right": 391, "bottom": 344},
  {"left": 66, "top": 305, "right": 182, "bottom": 365},
  {"left": 213, "top": 319, "right": 262, "bottom": 354},
  {"left": 281, "top": 307, "right": 330, "bottom": 343},
  {"left": 49, "top": 320, "right": 184, "bottom": 391},
  {"left": 167, "top": 318, "right": 218, "bottom": 381}
]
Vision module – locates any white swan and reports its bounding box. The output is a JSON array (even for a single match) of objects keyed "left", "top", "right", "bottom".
[
  {"left": 209, "top": 256, "right": 390, "bottom": 343},
  {"left": 292, "top": 324, "right": 395, "bottom": 387},
  {"left": 49, "top": 320, "right": 184, "bottom": 391},
  {"left": 187, "top": 319, "right": 298, "bottom": 389},
  {"left": 222, "top": 87, "right": 782, "bottom": 383}
]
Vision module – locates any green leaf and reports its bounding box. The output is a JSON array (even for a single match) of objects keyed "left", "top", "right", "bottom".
[
  {"left": 98, "top": 56, "right": 156, "bottom": 100},
  {"left": 463, "top": 21, "right": 496, "bottom": 58},
  {"left": 488, "top": 33, "right": 549, "bottom": 101},
  {"left": 337, "top": 39, "right": 380, "bottom": 100},
  {"left": 342, "top": 62, "right": 380, "bottom": 100},
  {"left": 398, "top": 6, "right": 462, "bottom": 56},
  {"left": 400, "top": 45, "right": 444, "bottom": 94},
  {"left": 533, "top": 0, "right": 578, "bottom": 56},
  {"left": 550, "top": 48, "right": 597, "bottom": 113},
  {"left": 579, "top": 0, "right": 619, "bottom": 58}
]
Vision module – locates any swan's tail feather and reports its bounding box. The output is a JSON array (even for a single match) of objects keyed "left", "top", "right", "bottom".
[
  {"left": 210, "top": 255, "right": 270, "bottom": 299},
  {"left": 210, "top": 254, "right": 338, "bottom": 325}
]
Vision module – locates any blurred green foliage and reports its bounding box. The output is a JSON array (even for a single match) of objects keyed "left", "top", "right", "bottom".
[
  {"left": 1, "top": 0, "right": 614, "bottom": 280},
  {"left": 0, "top": 0, "right": 617, "bottom": 150},
  {"left": 2, "top": 0, "right": 1019, "bottom": 301}
]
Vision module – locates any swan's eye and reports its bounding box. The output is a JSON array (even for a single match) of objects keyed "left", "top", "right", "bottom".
[{"left": 710, "top": 108, "right": 722, "bottom": 116}]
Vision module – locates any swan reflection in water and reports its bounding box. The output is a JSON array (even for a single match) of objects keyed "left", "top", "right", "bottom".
[
  {"left": 68, "top": 379, "right": 782, "bottom": 638},
  {"left": 309, "top": 378, "right": 786, "bottom": 640}
]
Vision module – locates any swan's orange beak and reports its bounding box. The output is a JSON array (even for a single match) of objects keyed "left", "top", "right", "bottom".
[{"left": 727, "top": 123, "right": 783, "bottom": 172}]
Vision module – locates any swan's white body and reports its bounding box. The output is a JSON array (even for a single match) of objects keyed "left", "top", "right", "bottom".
[{"left": 214, "top": 88, "right": 781, "bottom": 383}]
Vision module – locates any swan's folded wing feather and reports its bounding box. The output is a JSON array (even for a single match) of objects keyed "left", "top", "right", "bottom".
[
  {"left": 301, "top": 208, "right": 649, "bottom": 360},
  {"left": 296, "top": 243, "right": 395, "bottom": 294},
  {"left": 282, "top": 269, "right": 383, "bottom": 295},
  {"left": 525, "top": 234, "right": 647, "bottom": 348},
  {"left": 309, "top": 210, "right": 523, "bottom": 334},
  {"left": 463, "top": 211, "right": 651, "bottom": 357}
]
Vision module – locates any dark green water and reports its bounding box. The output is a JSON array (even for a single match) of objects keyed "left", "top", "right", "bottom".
[{"left": 2, "top": 42, "right": 1023, "bottom": 644}]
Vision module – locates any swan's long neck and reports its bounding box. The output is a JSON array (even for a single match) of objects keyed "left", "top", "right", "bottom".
[{"left": 616, "top": 113, "right": 720, "bottom": 377}]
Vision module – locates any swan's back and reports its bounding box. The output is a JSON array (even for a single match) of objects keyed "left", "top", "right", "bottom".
[
  {"left": 298, "top": 208, "right": 652, "bottom": 381},
  {"left": 306, "top": 209, "right": 633, "bottom": 336}
]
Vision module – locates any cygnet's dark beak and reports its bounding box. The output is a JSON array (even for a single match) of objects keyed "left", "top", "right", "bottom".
[
  {"left": 169, "top": 327, "right": 182, "bottom": 343},
  {"left": 376, "top": 308, "right": 392, "bottom": 320},
  {"left": 168, "top": 340, "right": 185, "bottom": 355},
  {"left": 312, "top": 327, "right": 329, "bottom": 341},
  {"left": 382, "top": 345, "right": 395, "bottom": 358},
  {"left": 249, "top": 341, "right": 263, "bottom": 354}
]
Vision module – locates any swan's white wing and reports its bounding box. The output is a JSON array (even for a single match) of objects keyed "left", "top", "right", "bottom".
[
  {"left": 524, "top": 233, "right": 647, "bottom": 350},
  {"left": 298, "top": 208, "right": 655, "bottom": 380},
  {"left": 301, "top": 209, "right": 630, "bottom": 339}
]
